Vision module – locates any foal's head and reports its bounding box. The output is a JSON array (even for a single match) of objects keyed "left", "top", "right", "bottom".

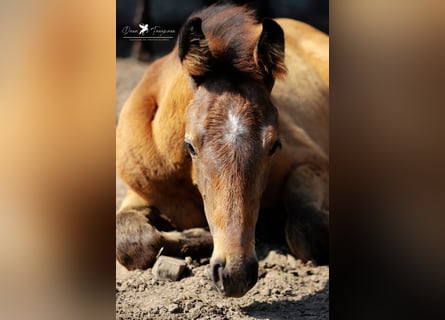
[{"left": 179, "top": 5, "right": 286, "bottom": 297}]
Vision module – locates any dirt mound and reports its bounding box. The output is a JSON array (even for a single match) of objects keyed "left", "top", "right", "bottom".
[{"left": 116, "top": 244, "right": 328, "bottom": 320}]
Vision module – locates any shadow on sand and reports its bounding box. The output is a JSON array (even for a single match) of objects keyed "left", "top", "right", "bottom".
[{"left": 241, "top": 280, "right": 329, "bottom": 320}]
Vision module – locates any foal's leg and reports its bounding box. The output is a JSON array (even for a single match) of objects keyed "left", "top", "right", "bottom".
[
  {"left": 283, "top": 163, "right": 329, "bottom": 265},
  {"left": 116, "top": 190, "right": 213, "bottom": 270}
]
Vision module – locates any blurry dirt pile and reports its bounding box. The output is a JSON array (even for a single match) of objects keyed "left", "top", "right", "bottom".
[{"left": 116, "top": 58, "right": 329, "bottom": 320}]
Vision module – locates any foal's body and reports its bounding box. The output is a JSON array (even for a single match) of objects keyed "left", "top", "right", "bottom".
[{"left": 117, "top": 5, "right": 328, "bottom": 297}]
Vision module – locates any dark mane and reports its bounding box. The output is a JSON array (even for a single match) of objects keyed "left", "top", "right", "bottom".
[{"left": 186, "top": 4, "right": 263, "bottom": 80}]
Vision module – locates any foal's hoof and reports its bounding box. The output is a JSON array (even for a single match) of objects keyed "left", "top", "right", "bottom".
[
  {"left": 285, "top": 207, "right": 329, "bottom": 265},
  {"left": 116, "top": 211, "right": 162, "bottom": 270}
]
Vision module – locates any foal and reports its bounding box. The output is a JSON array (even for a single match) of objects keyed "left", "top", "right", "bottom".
[{"left": 116, "top": 4, "right": 329, "bottom": 297}]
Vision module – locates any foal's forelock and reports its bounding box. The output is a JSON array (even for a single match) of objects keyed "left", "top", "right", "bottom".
[{"left": 178, "top": 4, "right": 286, "bottom": 89}]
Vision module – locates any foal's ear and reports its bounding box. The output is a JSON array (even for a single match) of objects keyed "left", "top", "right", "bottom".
[
  {"left": 254, "top": 19, "right": 287, "bottom": 89},
  {"left": 178, "top": 17, "right": 211, "bottom": 78}
]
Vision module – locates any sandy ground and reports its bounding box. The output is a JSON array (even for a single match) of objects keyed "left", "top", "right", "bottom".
[{"left": 116, "top": 57, "right": 329, "bottom": 319}]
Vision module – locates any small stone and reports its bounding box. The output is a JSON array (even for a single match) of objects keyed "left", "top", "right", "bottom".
[
  {"left": 261, "top": 288, "right": 271, "bottom": 296},
  {"left": 152, "top": 256, "right": 187, "bottom": 281},
  {"left": 168, "top": 303, "right": 181, "bottom": 313},
  {"left": 306, "top": 260, "right": 315, "bottom": 267},
  {"left": 185, "top": 301, "right": 195, "bottom": 310},
  {"left": 185, "top": 256, "right": 193, "bottom": 265}
]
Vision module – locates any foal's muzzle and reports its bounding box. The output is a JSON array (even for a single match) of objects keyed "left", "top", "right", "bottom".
[{"left": 210, "top": 256, "right": 258, "bottom": 297}]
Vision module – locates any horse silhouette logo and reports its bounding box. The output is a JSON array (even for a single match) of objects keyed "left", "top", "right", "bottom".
[{"left": 139, "top": 24, "right": 149, "bottom": 35}]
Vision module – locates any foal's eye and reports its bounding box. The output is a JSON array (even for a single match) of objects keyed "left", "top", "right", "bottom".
[
  {"left": 268, "top": 139, "right": 282, "bottom": 156},
  {"left": 184, "top": 141, "right": 197, "bottom": 157}
]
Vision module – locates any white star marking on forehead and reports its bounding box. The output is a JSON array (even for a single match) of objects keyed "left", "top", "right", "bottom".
[{"left": 225, "top": 110, "right": 247, "bottom": 143}]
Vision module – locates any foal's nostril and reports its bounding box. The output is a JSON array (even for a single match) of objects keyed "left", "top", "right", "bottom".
[
  {"left": 211, "top": 260, "right": 226, "bottom": 291},
  {"left": 211, "top": 263, "right": 222, "bottom": 282}
]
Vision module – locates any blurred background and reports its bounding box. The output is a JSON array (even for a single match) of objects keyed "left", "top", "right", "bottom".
[{"left": 116, "top": 0, "right": 329, "bottom": 60}]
